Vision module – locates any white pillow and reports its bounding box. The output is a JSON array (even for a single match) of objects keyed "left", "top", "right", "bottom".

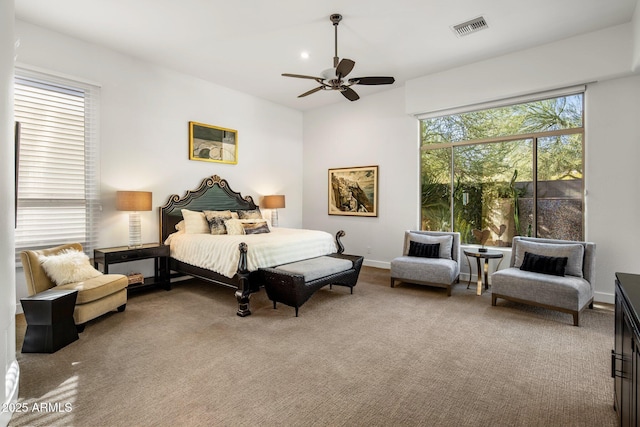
[
  {"left": 39, "top": 249, "right": 103, "bottom": 286},
  {"left": 224, "top": 218, "right": 245, "bottom": 235},
  {"left": 181, "top": 209, "right": 209, "bottom": 234}
]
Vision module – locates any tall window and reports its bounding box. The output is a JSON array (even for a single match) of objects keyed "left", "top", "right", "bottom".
[
  {"left": 14, "top": 70, "right": 100, "bottom": 257},
  {"left": 420, "top": 93, "right": 584, "bottom": 247}
]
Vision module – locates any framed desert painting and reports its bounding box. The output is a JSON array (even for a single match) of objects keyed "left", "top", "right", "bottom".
[
  {"left": 328, "top": 165, "right": 378, "bottom": 217},
  {"left": 189, "top": 121, "right": 238, "bottom": 164}
]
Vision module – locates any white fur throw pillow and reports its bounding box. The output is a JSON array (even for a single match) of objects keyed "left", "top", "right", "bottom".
[{"left": 39, "top": 249, "right": 103, "bottom": 286}]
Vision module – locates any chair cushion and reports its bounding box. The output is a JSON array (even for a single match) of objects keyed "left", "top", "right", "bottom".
[
  {"left": 56, "top": 274, "right": 129, "bottom": 304},
  {"left": 491, "top": 267, "right": 592, "bottom": 311},
  {"left": 513, "top": 240, "right": 584, "bottom": 277},
  {"left": 391, "top": 256, "right": 458, "bottom": 285},
  {"left": 275, "top": 256, "right": 353, "bottom": 282},
  {"left": 408, "top": 233, "right": 453, "bottom": 260}
]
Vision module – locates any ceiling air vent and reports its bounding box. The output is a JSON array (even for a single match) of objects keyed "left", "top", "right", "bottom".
[{"left": 452, "top": 16, "right": 488, "bottom": 37}]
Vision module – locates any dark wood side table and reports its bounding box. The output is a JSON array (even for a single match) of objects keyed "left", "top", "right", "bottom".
[
  {"left": 463, "top": 249, "right": 504, "bottom": 296},
  {"left": 93, "top": 243, "right": 170, "bottom": 291},
  {"left": 21, "top": 288, "right": 79, "bottom": 353}
]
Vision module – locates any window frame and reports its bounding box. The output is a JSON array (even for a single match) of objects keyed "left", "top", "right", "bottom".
[
  {"left": 419, "top": 92, "right": 585, "bottom": 245},
  {"left": 14, "top": 67, "right": 101, "bottom": 259}
]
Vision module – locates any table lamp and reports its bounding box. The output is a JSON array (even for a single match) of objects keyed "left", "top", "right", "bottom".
[
  {"left": 262, "top": 195, "right": 285, "bottom": 227},
  {"left": 116, "top": 191, "right": 152, "bottom": 248}
]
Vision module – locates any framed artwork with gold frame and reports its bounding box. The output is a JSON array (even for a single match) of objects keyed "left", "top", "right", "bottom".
[
  {"left": 189, "top": 121, "right": 238, "bottom": 164},
  {"left": 328, "top": 165, "right": 378, "bottom": 217}
]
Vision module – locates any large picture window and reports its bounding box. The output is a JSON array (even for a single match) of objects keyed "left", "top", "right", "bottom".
[
  {"left": 420, "top": 93, "right": 584, "bottom": 247},
  {"left": 14, "top": 70, "right": 100, "bottom": 257}
]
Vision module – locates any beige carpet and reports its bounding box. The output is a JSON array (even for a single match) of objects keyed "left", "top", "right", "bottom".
[{"left": 11, "top": 267, "right": 617, "bottom": 426}]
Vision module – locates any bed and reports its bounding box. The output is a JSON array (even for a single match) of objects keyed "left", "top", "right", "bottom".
[{"left": 159, "top": 175, "right": 345, "bottom": 316}]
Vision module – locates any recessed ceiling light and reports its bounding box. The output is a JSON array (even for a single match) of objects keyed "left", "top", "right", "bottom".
[{"left": 300, "top": 51, "right": 309, "bottom": 59}]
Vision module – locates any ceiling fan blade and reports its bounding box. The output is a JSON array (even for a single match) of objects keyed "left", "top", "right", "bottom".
[
  {"left": 298, "top": 86, "right": 324, "bottom": 98},
  {"left": 282, "top": 73, "right": 323, "bottom": 80},
  {"left": 349, "top": 76, "right": 395, "bottom": 85},
  {"left": 336, "top": 58, "right": 355, "bottom": 79},
  {"left": 341, "top": 87, "right": 360, "bottom": 101}
]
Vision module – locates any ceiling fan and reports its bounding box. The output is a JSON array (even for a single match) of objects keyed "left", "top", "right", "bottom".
[{"left": 282, "top": 13, "right": 395, "bottom": 102}]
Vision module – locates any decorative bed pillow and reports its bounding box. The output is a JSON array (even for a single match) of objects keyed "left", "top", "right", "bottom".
[
  {"left": 513, "top": 240, "right": 584, "bottom": 277},
  {"left": 39, "top": 249, "right": 103, "bottom": 286},
  {"left": 224, "top": 219, "right": 245, "bottom": 235},
  {"left": 206, "top": 217, "right": 227, "bottom": 235},
  {"left": 408, "top": 241, "right": 440, "bottom": 258},
  {"left": 203, "top": 210, "right": 233, "bottom": 220},
  {"left": 407, "top": 233, "right": 453, "bottom": 260},
  {"left": 175, "top": 220, "right": 185, "bottom": 231},
  {"left": 237, "top": 208, "right": 262, "bottom": 220},
  {"left": 181, "top": 209, "right": 210, "bottom": 234},
  {"left": 519, "top": 252, "right": 568, "bottom": 276},
  {"left": 203, "top": 210, "right": 233, "bottom": 235},
  {"left": 241, "top": 219, "right": 270, "bottom": 235}
]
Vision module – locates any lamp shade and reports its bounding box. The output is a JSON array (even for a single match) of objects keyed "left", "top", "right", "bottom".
[
  {"left": 116, "top": 191, "right": 152, "bottom": 211},
  {"left": 262, "top": 195, "right": 285, "bottom": 209}
]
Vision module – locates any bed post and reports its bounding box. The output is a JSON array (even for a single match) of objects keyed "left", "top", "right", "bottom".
[
  {"left": 235, "top": 242, "right": 252, "bottom": 317},
  {"left": 335, "top": 230, "right": 345, "bottom": 254}
]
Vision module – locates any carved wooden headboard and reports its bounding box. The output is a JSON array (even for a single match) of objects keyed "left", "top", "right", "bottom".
[{"left": 159, "top": 175, "right": 257, "bottom": 244}]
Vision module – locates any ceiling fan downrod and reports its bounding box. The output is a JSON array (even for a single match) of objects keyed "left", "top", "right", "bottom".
[{"left": 331, "top": 13, "right": 342, "bottom": 68}]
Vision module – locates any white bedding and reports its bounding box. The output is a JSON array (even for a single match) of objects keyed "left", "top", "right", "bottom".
[{"left": 165, "top": 228, "right": 338, "bottom": 278}]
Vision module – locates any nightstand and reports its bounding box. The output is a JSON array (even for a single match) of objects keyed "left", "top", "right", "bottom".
[
  {"left": 94, "top": 243, "right": 170, "bottom": 291},
  {"left": 21, "top": 288, "right": 79, "bottom": 353}
]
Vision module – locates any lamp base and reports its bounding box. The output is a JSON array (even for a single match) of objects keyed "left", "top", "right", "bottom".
[
  {"left": 128, "top": 212, "right": 142, "bottom": 248},
  {"left": 271, "top": 209, "right": 279, "bottom": 227}
]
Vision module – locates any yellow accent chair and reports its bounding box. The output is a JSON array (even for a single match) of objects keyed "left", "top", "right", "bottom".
[{"left": 20, "top": 243, "right": 128, "bottom": 332}]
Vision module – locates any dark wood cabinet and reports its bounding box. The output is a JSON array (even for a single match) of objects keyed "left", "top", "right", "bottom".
[
  {"left": 94, "top": 243, "right": 170, "bottom": 291},
  {"left": 613, "top": 272, "right": 640, "bottom": 425}
]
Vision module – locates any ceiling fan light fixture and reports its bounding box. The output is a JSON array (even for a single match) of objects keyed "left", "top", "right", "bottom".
[
  {"left": 282, "top": 13, "right": 395, "bottom": 102},
  {"left": 321, "top": 68, "right": 338, "bottom": 81}
]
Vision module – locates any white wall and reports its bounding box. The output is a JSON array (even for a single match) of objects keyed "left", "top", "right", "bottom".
[
  {"left": 585, "top": 74, "right": 640, "bottom": 300},
  {"left": 1, "top": 2, "right": 19, "bottom": 425},
  {"left": 14, "top": 21, "right": 304, "bottom": 303},
  {"left": 303, "top": 23, "right": 640, "bottom": 303},
  {"left": 302, "top": 87, "right": 418, "bottom": 268},
  {"left": 405, "top": 23, "right": 634, "bottom": 116}
]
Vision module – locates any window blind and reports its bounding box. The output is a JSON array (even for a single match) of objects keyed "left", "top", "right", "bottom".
[{"left": 14, "top": 69, "right": 100, "bottom": 257}]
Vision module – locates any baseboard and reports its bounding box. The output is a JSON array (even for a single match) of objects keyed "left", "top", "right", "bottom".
[
  {"left": 594, "top": 291, "right": 614, "bottom": 305},
  {"left": 363, "top": 259, "right": 390, "bottom": 270}
]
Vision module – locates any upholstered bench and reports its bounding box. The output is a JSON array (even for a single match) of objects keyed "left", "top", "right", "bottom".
[{"left": 260, "top": 253, "right": 364, "bottom": 316}]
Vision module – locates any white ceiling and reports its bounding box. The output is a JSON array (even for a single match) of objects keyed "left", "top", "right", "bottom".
[{"left": 14, "top": 0, "right": 638, "bottom": 111}]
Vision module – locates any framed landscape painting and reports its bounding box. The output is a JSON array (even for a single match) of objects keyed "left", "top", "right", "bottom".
[
  {"left": 189, "top": 121, "right": 238, "bottom": 164},
  {"left": 328, "top": 165, "right": 378, "bottom": 217}
]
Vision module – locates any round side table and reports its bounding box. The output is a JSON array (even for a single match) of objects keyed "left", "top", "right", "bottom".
[{"left": 463, "top": 249, "right": 504, "bottom": 296}]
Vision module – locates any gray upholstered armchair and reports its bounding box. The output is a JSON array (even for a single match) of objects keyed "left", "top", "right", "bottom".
[
  {"left": 390, "top": 231, "right": 461, "bottom": 296},
  {"left": 491, "top": 236, "right": 595, "bottom": 326}
]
